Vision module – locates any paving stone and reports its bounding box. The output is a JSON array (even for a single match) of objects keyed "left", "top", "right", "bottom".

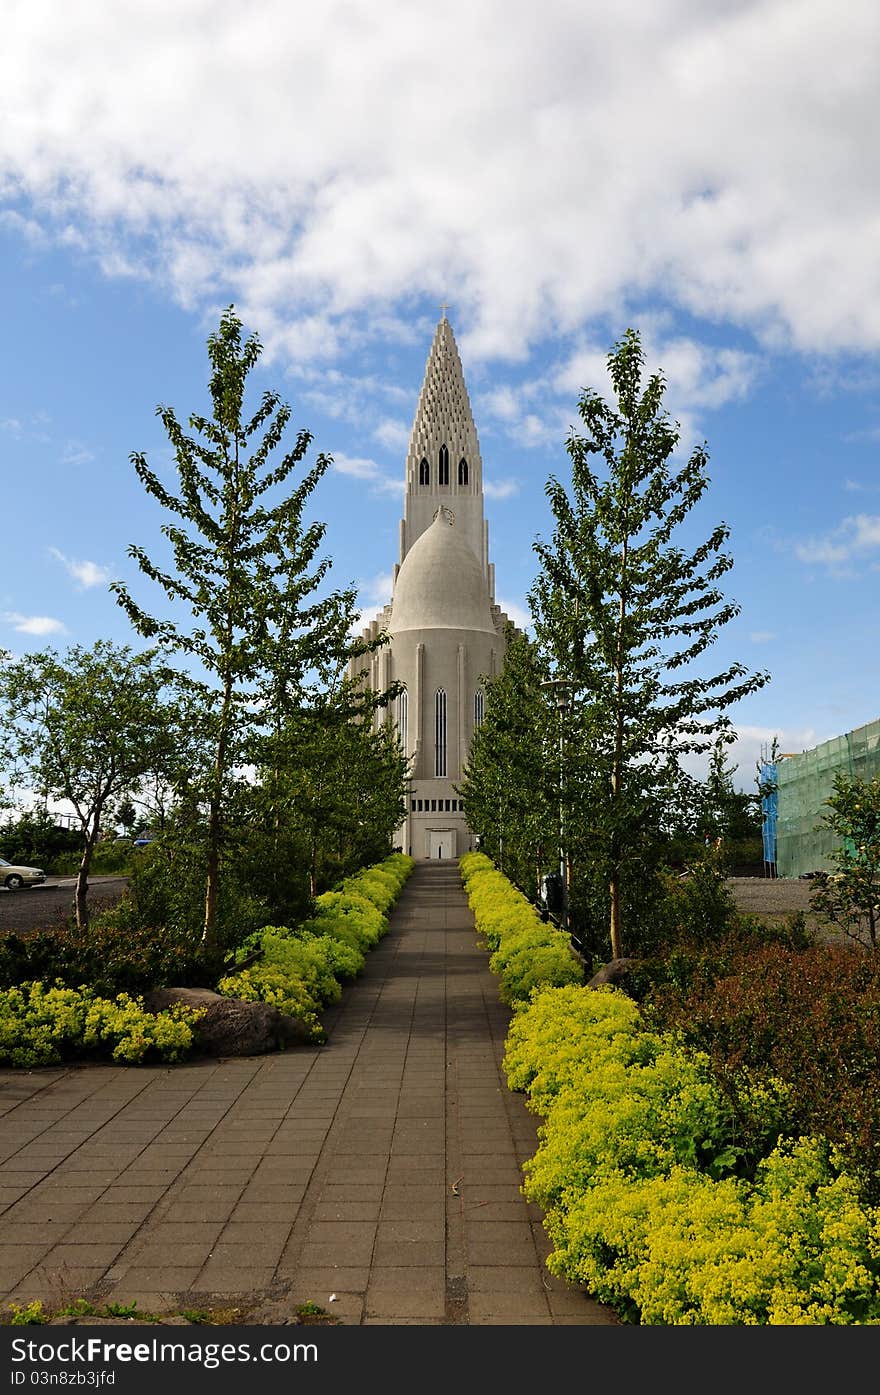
[
  {"left": 112, "top": 1267, "right": 204, "bottom": 1290},
  {"left": 297, "top": 1241, "right": 375, "bottom": 1268},
  {"left": 0, "top": 864, "right": 619, "bottom": 1327},
  {"left": 195, "top": 1263, "right": 277, "bottom": 1289},
  {"left": 312, "top": 1201, "right": 382, "bottom": 1223},
  {"left": 230, "top": 1202, "right": 303, "bottom": 1224},
  {"left": 282, "top": 1266, "right": 370, "bottom": 1292}
]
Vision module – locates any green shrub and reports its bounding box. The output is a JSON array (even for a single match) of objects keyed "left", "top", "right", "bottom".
[
  {"left": 506, "top": 980, "right": 880, "bottom": 1324},
  {"left": 0, "top": 981, "right": 202, "bottom": 1067},
  {"left": 0, "top": 922, "right": 223, "bottom": 998},
  {"left": 217, "top": 854, "right": 414, "bottom": 1045},
  {"left": 489, "top": 930, "right": 583, "bottom": 1004},
  {"left": 460, "top": 853, "right": 584, "bottom": 1003},
  {"left": 542, "top": 1138, "right": 880, "bottom": 1325},
  {"left": 217, "top": 964, "right": 325, "bottom": 1042},
  {"left": 50, "top": 840, "right": 133, "bottom": 876},
  {"left": 646, "top": 939, "right": 880, "bottom": 1201},
  {"left": 309, "top": 891, "right": 388, "bottom": 949}
]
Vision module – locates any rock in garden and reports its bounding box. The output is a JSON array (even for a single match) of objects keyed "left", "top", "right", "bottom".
[
  {"left": 144, "top": 987, "right": 313, "bottom": 1056},
  {"left": 587, "top": 958, "right": 637, "bottom": 989}
]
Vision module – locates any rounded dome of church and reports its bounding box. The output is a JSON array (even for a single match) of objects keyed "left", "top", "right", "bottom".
[{"left": 390, "top": 509, "right": 497, "bottom": 635}]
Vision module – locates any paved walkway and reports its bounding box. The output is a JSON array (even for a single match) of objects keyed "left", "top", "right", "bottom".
[{"left": 0, "top": 863, "right": 619, "bottom": 1325}]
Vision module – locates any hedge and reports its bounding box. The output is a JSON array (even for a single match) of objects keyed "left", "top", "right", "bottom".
[
  {"left": 0, "top": 854, "right": 415, "bottom": 1064},
  {"left": 505, "top": 982, "right": 880, "bottom": 1324},
  {"left": 220, "top": 852, "right": 414, "bottom": 1040},
  {"left": 459, "top": 852, "right": 583, "bottom": 1003},
  {"left": 0, "top": 982, "right": 203, "bottom": 1067}
]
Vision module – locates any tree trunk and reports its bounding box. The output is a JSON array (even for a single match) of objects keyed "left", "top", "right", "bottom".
[
  {"left": 203, "top": 676, "right": 233, "bottom": 947},
  {"left": 609, "top": 533, "right": 628, "bottom": 961},
  {"left": 609, "top": 872, "right": 623, "bottom": 961},
  {"left": 74, "top": 819, "right": 102, "bottom": 931}
]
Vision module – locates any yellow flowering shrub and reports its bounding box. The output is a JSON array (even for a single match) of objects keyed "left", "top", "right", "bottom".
[
  {"left": 310, "top": 892, "right": 387, "bottom": 949},
  {"left": 218, "top": 964, "right": 325, "bottom": 1041},
  {"left": 507, "top": 981, "right": 880, "bottom": 1323},
  {"left": 460, "top": 853, "right": 584, "bottom": 1003},
  {"left": 218, "top": 853, "right": 415, "bottom": 1047},
  {"left": 0, "top": 981, "right": 202, "bottom": 1067}
]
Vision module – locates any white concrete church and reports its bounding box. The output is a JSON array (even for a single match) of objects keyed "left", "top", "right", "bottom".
[{"left": 350, "top": 313, "right": 517, "bottom": 860}]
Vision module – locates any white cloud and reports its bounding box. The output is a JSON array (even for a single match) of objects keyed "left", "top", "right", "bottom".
[
  {"left": 477, "top": 324, "right": 761, "bottom": 452},
  {"left": 1, "top": 1, "right": 878, "bottom": 366},
  {"left": 843, "top": 427, "right": 880, "bottom": 444},
  {"left": 2, "top": 612, "right": 66, "bottom": 636},
  {"left": 795, "top": 513, "right": 880, "bottom": 570},
  {"left": 844, "top": 477, "right": 880, "bottom": 493},
  {"left": 373, "top": 417, "right": 410, "bottom": 452},
  {"left": 353, "top": 571, "right": 394, "bottom": 630},
  {"left": 332, "top": 451, "right": 402, "bottom": 494},
  {"left": 48, "top": 547, "right": 110, "bottom": 588},
  {"left": 0, "top": 209, "right": 47, "bottom": 246},
  {"left": 749, "top": 631, "right": 776, "bottom": 644},
  {"left": 61, "top": 441, "right": 95, "bottom": 466},
  {"left": 484, "top": 478, "right": 520, "bottom": 501},
  {"left": 496, "top": 596, "right": 533, "bottom": 632},
  {"left": 680, "top": 724, "right": 821, "bottom": 793}
]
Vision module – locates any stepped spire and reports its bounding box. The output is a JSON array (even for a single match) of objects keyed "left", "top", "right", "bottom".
[
  {"left": 399, "top": 316, "right": 490, "bottom": 591},
  {"left": 405, "top": 316, "right": 482, "bottom": 497}
]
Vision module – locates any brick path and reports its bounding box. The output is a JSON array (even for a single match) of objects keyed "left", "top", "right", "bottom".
[{"left": 0, "top": 862, "right": 619, "bottom": 1325}]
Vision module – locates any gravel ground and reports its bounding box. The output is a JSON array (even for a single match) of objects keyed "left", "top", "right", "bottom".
[
  {"left": 726, "top": 875, "right": 845, "bottom": 942},
  {"left": 0, "top": 877, "right": 128, "bottom": 934},
  {"left": 0, "top": 872, "right": 839, "bottom": 941}
]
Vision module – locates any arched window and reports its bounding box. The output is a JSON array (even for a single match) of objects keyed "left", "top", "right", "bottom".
[
  {"left": 434, "top": 689, "right": 447, "bottom": 777},
  {"left": 419, "top": 457, "right": 430, "bottom": 486},
  {"left": 438, "top": 444, "right": 449, "bottom": 486},
  {"left": 458, "top": 457, "right": 468, "bottom": 486},
  {"left": 474, "top": 688, "right": 484, "bottom": 729},
  {"left": 397, "top": 687, "right": 408, "bottom": 755}
]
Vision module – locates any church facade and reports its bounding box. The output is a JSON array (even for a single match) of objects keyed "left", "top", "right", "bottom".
[{"left": 350, "top": 314, "right": 515, "bottom": 860}]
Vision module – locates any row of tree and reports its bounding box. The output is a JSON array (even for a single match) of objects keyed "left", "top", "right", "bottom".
[
  {"left": 460, "top": 329, "right": 768, "bottom": 963},
  {"left": 0, "top": 309, "right": 407, "bottom": 943}
]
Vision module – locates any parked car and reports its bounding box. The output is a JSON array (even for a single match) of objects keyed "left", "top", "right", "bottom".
[{"left": 0, "top": 856, "right": 46, "bottom": 890}]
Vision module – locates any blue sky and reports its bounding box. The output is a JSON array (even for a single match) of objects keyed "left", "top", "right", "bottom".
[{"left": 1, "top": 0, "right": 878, "bottom": 794}]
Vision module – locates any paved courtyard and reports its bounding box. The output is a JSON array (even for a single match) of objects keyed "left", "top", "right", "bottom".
[{"left": 0, "top": 862, "right": 619, "bottom": 1325}]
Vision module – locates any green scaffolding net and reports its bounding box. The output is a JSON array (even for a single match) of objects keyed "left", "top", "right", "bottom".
[{"left": 777, "top": 717, "right": 880, "bottom": 878}]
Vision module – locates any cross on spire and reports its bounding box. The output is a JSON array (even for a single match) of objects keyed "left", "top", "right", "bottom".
[{"left": 439, "top": 300, "right": 449, "bottom": 320}]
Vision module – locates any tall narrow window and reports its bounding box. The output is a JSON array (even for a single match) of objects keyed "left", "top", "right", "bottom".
[
  {"left": 438, "top": 444, "right": 449, "bottom": 486},
  {"left": 397, "top": 687, "right": 408, "bottom": 754},
  {"left": 434, "top": 688, "right": 447, "bottom": 777},
  {"left": 419, "top": 457, "right": 430, "bottom": 485},
  {"left": 458, "top": 457, "right": 468, "bottom": 485},
  {"left": 474, "top": 688, "right": 484, "bottom": 729}
]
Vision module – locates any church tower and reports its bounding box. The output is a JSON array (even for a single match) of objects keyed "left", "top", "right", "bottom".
[{"left": 352, "top": 313, "right": 515, "bottom": 860}]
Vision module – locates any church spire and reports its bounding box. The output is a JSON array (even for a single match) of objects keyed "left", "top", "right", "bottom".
[{"left": 399, "top": 315, "right": 490, "bottom": 591}]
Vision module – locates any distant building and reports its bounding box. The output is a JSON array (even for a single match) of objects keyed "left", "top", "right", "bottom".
[
  {"left": 776, "top": 717, "right": 880, "bottom": 877},
  {"left": 349, "top": 314, "right": 517, "bottom": 859}
]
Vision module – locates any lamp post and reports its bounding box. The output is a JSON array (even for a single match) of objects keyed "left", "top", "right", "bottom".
[{"left": 541, "top": 676, "right": 572, "bottom": 936}]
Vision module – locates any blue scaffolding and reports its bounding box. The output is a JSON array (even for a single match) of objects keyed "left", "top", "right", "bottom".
[{"left": 759, "top": 761, "right": 777, "bottom": 874}]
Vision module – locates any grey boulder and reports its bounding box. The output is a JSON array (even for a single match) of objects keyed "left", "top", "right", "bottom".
[{"left": 144, "top": 986, "right": 315, "bottom": 1056}]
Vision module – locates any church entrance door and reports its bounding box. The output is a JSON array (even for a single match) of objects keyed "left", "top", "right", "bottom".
[{"left": 427, "top": 829, "right": 456, "bottom": 860}]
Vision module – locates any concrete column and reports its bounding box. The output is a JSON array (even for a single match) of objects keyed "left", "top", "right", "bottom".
[
  {"left": 415, "top": 642, "right": 424, "bottom": 778},
  {"left": 457, "top": 643, "right": 466, "bottom": 780}
]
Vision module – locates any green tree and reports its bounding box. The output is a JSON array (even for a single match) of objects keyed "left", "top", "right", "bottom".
[
  {"left": 530, "top": 329, "right": 769, "bottom": 960},
  {"left": 270, "top": 695, "right": 408, "bottom": 900},
  {"left": 112, "top": 306, "right": 388, "bottom": 946},
  {"left": 459, "top": 628, "right": 557, "bottom": 896},
  {"left": 703, "top": 736, "right": 761, "bottom": 845},
  {"left": 113, "top": 798, "right": 138, "bottom": 835},
  {"left": 0, "top": 642, "right": 177, "bottom": 927},
  {"left": 810, "top": 773, "right": 880, "bottom": 948}
]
